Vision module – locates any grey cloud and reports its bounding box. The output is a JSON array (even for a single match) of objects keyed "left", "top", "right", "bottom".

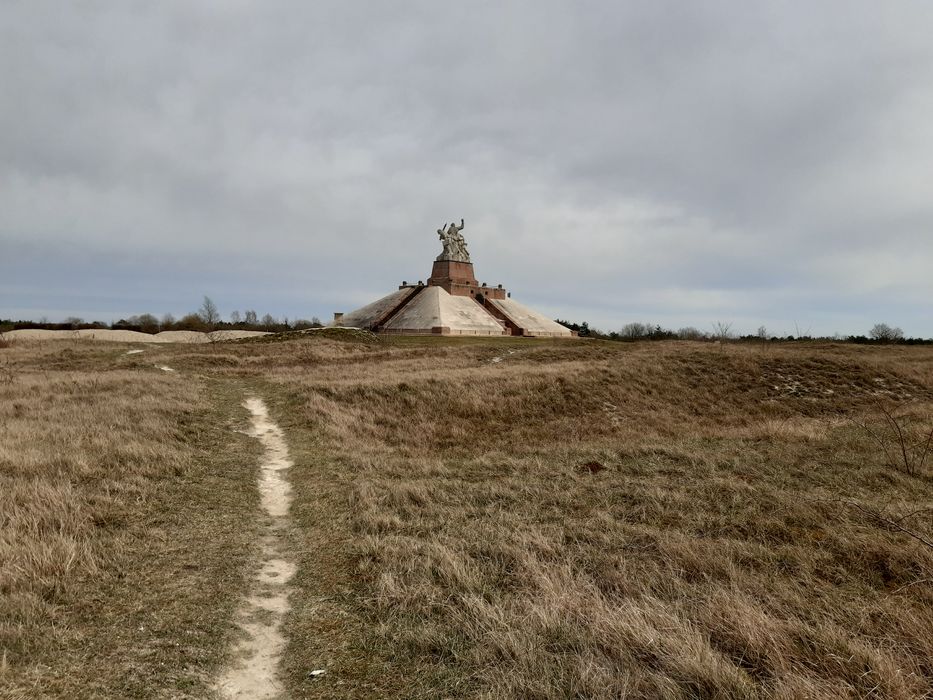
[{"left": 2, "top": 1, "right": 932, "bottom": 335}]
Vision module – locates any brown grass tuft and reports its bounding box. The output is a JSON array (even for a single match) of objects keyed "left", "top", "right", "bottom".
[{"left": 577, "top": 460, "right": 607, "bottom": 474}]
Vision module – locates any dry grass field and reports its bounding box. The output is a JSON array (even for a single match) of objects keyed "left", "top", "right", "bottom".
[
  {"left": 2, "top": 333, "right": 932, "bottom": 698},
  {"left": 0, "top": 341, "right": 261, "bottom": 698}
]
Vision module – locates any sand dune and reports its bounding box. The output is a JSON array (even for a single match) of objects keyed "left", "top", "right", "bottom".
[{"left": 0, "top": 328, "right": 269, "bottom": 343}]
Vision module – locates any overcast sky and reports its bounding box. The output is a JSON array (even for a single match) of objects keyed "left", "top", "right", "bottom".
[{"left": 2, "top": 1, "right": 932, "bottom": 336}]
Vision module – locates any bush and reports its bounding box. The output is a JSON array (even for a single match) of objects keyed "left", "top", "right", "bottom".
[
  {"left": 870, "top": 323, "right": 904, "bottom": 343},
  {"left": 853, "top": 401, "right": 933, "bottom": 477},
  {"left": 293, "top": 318, "right": 324, "bottom": 330},
  {"left": 122, "top": 314, "right": 160, "bottom": 334},
  {"left": 620, "top": 322, "right": 648, "bottom": 340},
  {"left": 175, "top": 313, "right": 208, "bottom": 332},
  {"left": 555, "top": 319, "right": 591, "bottom": 336},
  {"left": 111, "top": 319, "right": 142, "bottom": 332},
  {"left": 677, "top": 327, "right": 706, "bottom": 341}
]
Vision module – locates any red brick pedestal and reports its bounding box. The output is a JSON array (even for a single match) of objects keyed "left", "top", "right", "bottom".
[{"left": 427, "top": 260, "right": 507, "bottom": 300}]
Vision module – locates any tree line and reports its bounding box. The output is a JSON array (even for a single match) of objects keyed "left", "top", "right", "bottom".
[
  {"left": 554, "top": 320, "right": 932, "bottom": 345},
  {"left": 0, "top": 296, "right": 323, "bottom": 334}
]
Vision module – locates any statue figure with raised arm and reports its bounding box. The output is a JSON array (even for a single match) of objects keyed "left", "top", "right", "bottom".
[{"left": 436, "top": 218, "right": 470, "bottom": 263}]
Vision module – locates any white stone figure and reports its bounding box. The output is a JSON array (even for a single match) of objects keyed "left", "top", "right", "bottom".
[{"left": 436, "top": 219, "right": 470, "bottom": 263}]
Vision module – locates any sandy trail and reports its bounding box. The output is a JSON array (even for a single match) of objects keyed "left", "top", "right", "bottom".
[{"left": 215, "top": 398, "right": 296, "bottom": 699}]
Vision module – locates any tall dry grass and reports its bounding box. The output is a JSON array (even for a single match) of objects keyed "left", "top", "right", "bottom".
[
  {"left": 182, "top": 336, "right": 933, "bottom": 699},
  {"left": 5, "top": 334, "right": 931, "bottom": 698},
  {"left": 0, "top": 341, "right": 260, "bottom": 698}
]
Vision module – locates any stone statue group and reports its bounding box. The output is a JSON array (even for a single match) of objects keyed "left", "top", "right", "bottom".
[{"left": 436, "top": 219, "right": 471, "bottom": 263}]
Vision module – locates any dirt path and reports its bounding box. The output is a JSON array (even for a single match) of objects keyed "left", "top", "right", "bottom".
[{"left": 215, "top": 397, "right": 296, "bottom": 699}]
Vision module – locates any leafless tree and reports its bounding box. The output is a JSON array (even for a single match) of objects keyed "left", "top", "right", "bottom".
[
  {"left": 677, "top": 327, "right": 705, "bottom": 341},
  {"left": 134, "top": 314, "right": 159, "bottom": 334},
  {"left": 711, "top": 321, "right": 733, "bottom": 341},
  {"left": 198, "top": 296, "right": 221, "bottom": 329},
  {"left": 620, "top": 322, "right": 648, "bottom": 340},
  {"left": 870, "top": 323, "right": 904, "bottom": 343}
]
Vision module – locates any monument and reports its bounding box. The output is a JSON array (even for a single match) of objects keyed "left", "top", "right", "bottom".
[
  {"left": 426, "top": 219, "right": 506, "bottom": 301},
  {"left": 332, "top": 219, "right": 573, "bottom": 337},
  {"left": 436, "top": 219, "right": 469, "bottom": 262}
]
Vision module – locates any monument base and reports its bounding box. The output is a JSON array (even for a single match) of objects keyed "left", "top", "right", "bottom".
[{"left": 427, "top": 259, "right": 507, "bottom": 300}]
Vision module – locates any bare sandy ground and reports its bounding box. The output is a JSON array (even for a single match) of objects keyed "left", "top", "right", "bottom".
[
  {"left": 215, "top": 397, "right": 296, "bottom": 699},
  {"left": 0, "top": 329, "right": 269, "bottom": 343}
]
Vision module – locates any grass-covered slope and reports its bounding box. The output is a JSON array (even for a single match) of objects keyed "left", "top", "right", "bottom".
[
  {"left": 234, "top": 337, "right": 932, "bottom": 699},
  {"left": 3, "top": 334, "right": 931, "bottom": 698}
]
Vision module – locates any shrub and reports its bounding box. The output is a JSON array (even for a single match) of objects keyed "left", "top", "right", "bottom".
[
  {"left": 870, "top": 323, "right": 904, "bottom": 343},
  {"left": 175, "top": 313, "right": 208, "bottom": 332},
  {"left": 854, "top": 402, "right": 933, "bottom": 477}
]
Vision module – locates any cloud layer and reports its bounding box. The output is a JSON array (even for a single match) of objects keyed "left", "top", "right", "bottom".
[{"left": 2, "top": 1, "right": 932, "bottom": 335}]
